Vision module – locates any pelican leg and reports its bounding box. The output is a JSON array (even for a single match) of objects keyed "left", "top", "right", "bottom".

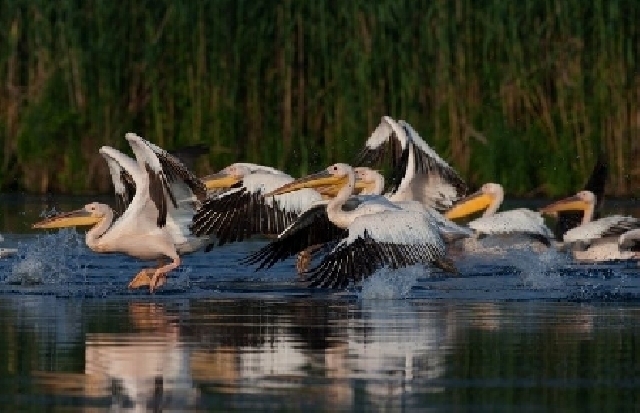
[
  {"left": 149, "top": 256, "right": 181, "bottom": 293},
  {"left": 128, "top": 266, "right": 158, "bottom": 289},
  {"left": 295, "top": 244, "right": 323, "bottom": 274}
]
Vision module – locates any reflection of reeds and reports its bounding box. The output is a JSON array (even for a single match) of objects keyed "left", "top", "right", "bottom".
[{"left": 0, "top": 1, "right": 638, "bottom": 195}]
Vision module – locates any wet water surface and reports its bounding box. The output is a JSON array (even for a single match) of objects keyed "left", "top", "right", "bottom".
[{"left": 0, "top": 195, "right": 639, "bottom": 411}]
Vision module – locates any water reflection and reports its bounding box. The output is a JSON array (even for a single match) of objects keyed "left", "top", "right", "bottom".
[{"left": 0, "top": 298, "right": 634, "bottom": 411}]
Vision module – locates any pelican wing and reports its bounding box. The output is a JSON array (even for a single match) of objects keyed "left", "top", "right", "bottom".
[
  {"left": 140, "top": 138, "right": 207, "bottom": 202},
  {"left": 399, "top": 120, "right": 467, "bottom": 199},
  {"left": 191, "top": 173, "right": 322, "bottom": 246},
  {"left": 232, "top": 162, "right": 289, "bottom": 175},
  {"left": 619, "top": 228, "right": 640, "bottom": 251},
  {"left": 564, "top": 215, "right": 640, "bottom": 243},
  {"left": 356, "top": 116, "right": 407, "bottom": 189},
  {"left": 242, "top": 202, "right": 347, "bottom": 269},
  {"left": 469, "top": 208, "right": 554, "bottom": 244},
  {"left": 99, "top": 146, "right": 138, "bottom": 216},
  {"left": 304, "top": 210, "right": 448, "bottom": 289},
  {"left": 125, "top": 133, "right": 205, "bottom": 228}
]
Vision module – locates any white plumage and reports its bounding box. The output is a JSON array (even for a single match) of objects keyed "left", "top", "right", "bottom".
[
  {"left": 446, "top": 182, "right": 554, "bottom": 248},
  {"left": 540, "top": 190, "right": 640, "bottom": 261},
  {"left": 33, "top": 133, "right": 210, "bottom": 292},
  {"left": 469, "top": 209, "right": 554, "bottom": 240},
  {"left": 358, "top": 116, "right": 467, "bottom": 211}
]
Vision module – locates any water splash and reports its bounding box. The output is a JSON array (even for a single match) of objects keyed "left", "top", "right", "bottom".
[
  {"left": 6, "top": 228, "right": 88, "bottom": 286},
  {"left": 510, "top": 246, "right": 571, "bottom": 290},
  {"left": 359, "top": 266, "right": 424, "bottom": 300}
]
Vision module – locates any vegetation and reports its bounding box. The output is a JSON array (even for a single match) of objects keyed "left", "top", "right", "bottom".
[{"left": 0, "top": 0, "right": 638, "bottom": 196}]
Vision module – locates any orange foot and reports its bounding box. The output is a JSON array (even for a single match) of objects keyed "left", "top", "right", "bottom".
[
  {"left": 128, "top": 268, "right": 155, "bottom": 289},
  {"left": 149, "top": 272, "right": 168, "bottom": 294}
]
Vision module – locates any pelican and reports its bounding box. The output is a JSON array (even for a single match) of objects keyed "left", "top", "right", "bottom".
[
  {"left": 32, "top": 133, "right": 210, "bottom": 292},
  {"left": 539, "top": 190, "right": 640, "bottom": 261},
  {"left": 357, "top": 116, "right": 467, "bottom": 211},
  {"left": 444, "top": 183, "right": 554, "bottom": 250},
  {"left": 244, "top": 163, "right": 456, "bottom": 289}
]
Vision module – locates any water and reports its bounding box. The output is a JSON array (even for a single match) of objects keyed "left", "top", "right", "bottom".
[{"left": 0, "top": 195, "right": 639, "bottom": 411}]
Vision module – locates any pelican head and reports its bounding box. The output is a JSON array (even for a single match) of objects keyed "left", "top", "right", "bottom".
[
  {"left": 354, "top": 167, "right": 384, "bottom": 195},
  {"left": 32, "top": 202, "right": 107, "bottom": 229},
  {"left": 202, "top": 164, "right": 251, "bottom": 190},
  {"left": 267, "top": 163, "right": 352, "bottom": 196},
  {"left": 539, "top": 190, "right": 595, "bottom": 217},
  {"left": 445, "top": 183, "right": 504, "bottom": 220}
]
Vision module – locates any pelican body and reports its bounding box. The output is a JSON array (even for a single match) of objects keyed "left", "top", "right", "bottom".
[
  {"left": 540, "top": 190, "right": 640, "bottom": 262},
  {"left": 444, "top": 183, "right": 554, "bottom": 251},
  {"left": 244, "top": 163, "right": 456, "bottom": 289}
]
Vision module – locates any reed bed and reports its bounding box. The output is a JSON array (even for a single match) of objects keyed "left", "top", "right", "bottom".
[{"left": 0, "top": 0, "right": 638, "bottom": 196}]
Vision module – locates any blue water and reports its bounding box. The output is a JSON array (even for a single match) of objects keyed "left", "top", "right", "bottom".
[{"left": 0, "top": 196, "right": 639, "bottom": 411}]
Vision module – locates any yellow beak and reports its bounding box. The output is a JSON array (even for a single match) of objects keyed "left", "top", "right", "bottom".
[
  {"left": 202, "top": 173, "right": 241, "bottom": 190},
  {"left": 539, "top": 196, "right": 590, "bottom": 215},
  {"left": 445, "top": 191, "right": 494, "bottom": 220},
  {"left": 32, "top": 209, "right": 102, "bottom": 229},
  {"left": 353, "top": 179, "right": 374, "bottom": 194},
  {"left": 266, "top": 170, "right": 348, "bottom": 197}
]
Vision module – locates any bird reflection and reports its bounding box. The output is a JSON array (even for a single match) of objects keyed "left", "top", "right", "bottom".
[
  {"left": 34, "top": 302, "right": 199, "bottom": 411},
  {"left": 27, "top": 298, "right": 603, "bottom": 411}
]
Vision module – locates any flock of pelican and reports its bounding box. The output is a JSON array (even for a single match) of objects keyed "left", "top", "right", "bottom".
[{"left": 31, "top": 116, "right": 640, "bottom": 293}]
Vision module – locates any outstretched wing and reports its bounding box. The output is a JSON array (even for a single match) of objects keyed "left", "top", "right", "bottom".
[
  {"left": 304, "top": 210, "right": 448, "bottom": 289},
  {"left": 99, "top": 146, "right": 138, "bottom": 216}
]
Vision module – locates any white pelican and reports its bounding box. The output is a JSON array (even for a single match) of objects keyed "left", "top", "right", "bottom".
[
  {"left": 539, "top": 190, "right": 640, "bottom": 261},
  {"left": 32, "top": 133, "right": 210, "bottom": 292},
  {"left": 357, "top": 116, "right": 467, "bottom": 211},
  {"left": 244, "top": 163, "right": 456, "bottom": 289},
  {"left": 444, "top": 183, "right": 554, "bottom": 250}
]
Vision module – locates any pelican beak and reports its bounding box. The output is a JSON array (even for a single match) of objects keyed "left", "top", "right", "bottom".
[
  {"left": 202, "top": 172, "right": 241, "bottom": 190},
  {"left": 539, "top": 195, "right": 590, "bottom": 215},
  {"left": 353, "top": 178, "right": 373, "bottom": 194},
  {"left": 32, "top": 209, "right": 101, "bottom": 229},
  {"left": 444, "top": 190, "right": 494, "bottom": 220},
  {"left": 266, "top": 170, "right": 348, "bottom": 196},
  {"left": 316, "top": 184, "right": 342, "bottom": 198}
]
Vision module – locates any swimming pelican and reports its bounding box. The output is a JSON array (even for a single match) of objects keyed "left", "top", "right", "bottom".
[
  {"left": 32, "top": 133, "right": 210, "bottom": 292},
  {"left": 539, "top": 190, "right": 640, "bottom": 261},
  {"left": 357, "top": 116, "right": 467, "bottom": 211},
  {"left": 244, "top": 163, "right": 456, "bottom": 289},
  {"left": 444, "top": 183, "right": 554, "bottom": 250}
]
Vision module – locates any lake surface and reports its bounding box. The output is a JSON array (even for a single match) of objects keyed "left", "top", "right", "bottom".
[{"left": 0, "top": 195, "right": 639, "bottom": 412}]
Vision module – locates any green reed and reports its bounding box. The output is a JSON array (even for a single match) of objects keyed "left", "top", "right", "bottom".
[{"left": 0, "top": 0, "right": 638, "bottom": 196}]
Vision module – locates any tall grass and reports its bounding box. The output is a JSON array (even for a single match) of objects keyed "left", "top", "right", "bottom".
[{"left": 0, "top": 0, "right": 638, "bottom": 196}]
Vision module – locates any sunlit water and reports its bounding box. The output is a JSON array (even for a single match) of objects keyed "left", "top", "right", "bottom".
[{"left": 0, "top": 195, "right": 639, "bottom": 411}]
